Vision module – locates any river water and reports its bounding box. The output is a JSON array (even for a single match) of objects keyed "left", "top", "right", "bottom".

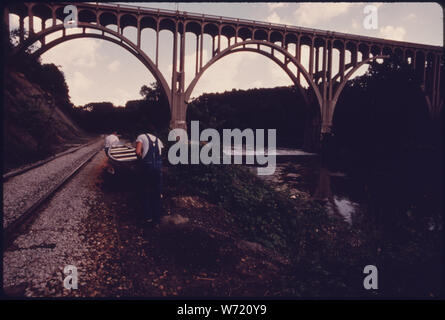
[
  {"left": 225, "top": 146, "right": 442, "bottom": 229},
  {"left": 224, "top": 146, "right": 443, "bottom": 296}
]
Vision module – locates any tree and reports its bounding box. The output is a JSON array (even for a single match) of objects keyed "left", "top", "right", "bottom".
[
  {"left": 140, "top": 82, "right": 162, "bottom": 102},
  {"left": 332, "top": 56, "right": 432, "bottom": 169}
]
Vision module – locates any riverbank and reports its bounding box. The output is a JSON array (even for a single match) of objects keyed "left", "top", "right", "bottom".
[
  {"left": 161, "top": 160, "right": 442, "bottom": 297},
  {"left": 94, "top": 159, "right": 361, "bottom": 297},
  {"left": 160, "top": 162, "right": 370, "bottom": 296},
  {"left": 6, "top": 149, "right": 439, "bottom": 297}
]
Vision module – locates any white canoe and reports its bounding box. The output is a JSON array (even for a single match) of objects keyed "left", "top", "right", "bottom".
[{"left": 107, "top": 145, "right": 138, "bottom": 164}]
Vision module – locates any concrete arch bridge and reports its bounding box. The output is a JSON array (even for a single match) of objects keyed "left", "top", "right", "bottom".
[{"left": 6, "top": 2, "right": 443, "bottom": 148}]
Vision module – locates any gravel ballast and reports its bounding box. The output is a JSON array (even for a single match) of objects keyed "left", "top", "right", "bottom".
[
  {"left": 3, "top": 139, "right": 103, "bottom": 229},
  {"left": 3, "top": 149, "right": 113, "bottom": 297}
]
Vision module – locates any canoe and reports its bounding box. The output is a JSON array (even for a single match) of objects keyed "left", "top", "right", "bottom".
[{"left": 106, "top": 145, "right": 138, "bottom": 173}]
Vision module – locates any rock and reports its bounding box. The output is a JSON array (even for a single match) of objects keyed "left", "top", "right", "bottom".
[{"left": 161, "top": 214, "right": 189, "bottom": 226}]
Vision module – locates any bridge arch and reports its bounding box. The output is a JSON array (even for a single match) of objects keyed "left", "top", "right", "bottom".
[
  {"left": 12, "top": 22, "right": 172, "bottom": 108},
  {"left": 331, "top": 54, "right": 389, "bottom": 120},
  {"left": 6, "top": 2, "right": 442, "bottom": 145},
  {"left": 331, "top": 53, "right": 435, "bottom": 131},
  {"left": 185, "top": 39, "right": 323, "bottom": 114}
]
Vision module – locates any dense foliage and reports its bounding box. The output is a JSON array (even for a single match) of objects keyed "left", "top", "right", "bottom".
[
  {"left": 332, "top": 57, "right": 439, "bottom": 171},
  {"left": 69, "top": 82, "right": 171, "bottom": 140},
  {"left": 5, "top": 27, "right": 73, "bottom": 114},
  {"left": 186, "top": 86, "right": 310, "bottom": 148},
  {"left": 3, "top": 26, "right": 84, "bottom": 170}
]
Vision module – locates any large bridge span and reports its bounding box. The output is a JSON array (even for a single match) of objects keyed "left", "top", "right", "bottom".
[{"left": 5, "top": 2, "right": 443, "bottom": 145}]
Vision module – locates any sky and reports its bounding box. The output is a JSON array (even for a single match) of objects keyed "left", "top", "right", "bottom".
[{"left": 8, "top": 2, "right": 443, "bottom": 106}]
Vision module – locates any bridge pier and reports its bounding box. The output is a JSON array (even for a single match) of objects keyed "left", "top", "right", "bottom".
[
  {"left": 169, "top": 91, "right": 188, "bottom": 130},
  {"left": 7, "top": 2, "right": 442, "bottom": 147}
]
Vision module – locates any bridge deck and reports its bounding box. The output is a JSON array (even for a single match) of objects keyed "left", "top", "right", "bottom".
[{"left": 73, "top": 2, "right": 443, "bottom": 52}]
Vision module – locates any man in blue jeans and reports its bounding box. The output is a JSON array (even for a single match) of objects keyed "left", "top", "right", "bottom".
[{"left": 135, "top": 127, "right": 164, "bottom": 225}]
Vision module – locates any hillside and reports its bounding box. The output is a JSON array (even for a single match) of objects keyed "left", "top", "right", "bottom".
[{"left": 3, "top": 69, "right": 88, "bottom": 171}]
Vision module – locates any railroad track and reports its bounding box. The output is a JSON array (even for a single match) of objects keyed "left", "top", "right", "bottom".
[
  {"left": 2, "top": 137, "right": 102, "bottom": 182},
  {"left": 3, "top": 147, "right": 101, "bottom": 248}
]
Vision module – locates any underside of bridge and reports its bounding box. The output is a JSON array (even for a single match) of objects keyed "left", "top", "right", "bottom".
[{"left": 5, "top": 2, "right": 443, "bottom": 150}]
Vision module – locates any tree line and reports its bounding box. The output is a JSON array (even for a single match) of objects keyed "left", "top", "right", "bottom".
[{"left": 6, "top": 18, "right": 441, "bottom": 172}]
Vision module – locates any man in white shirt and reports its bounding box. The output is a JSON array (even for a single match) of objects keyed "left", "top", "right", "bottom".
[
  {"left": 135, "top": 133, "right": 164, "bottom": 159},
  {"left": 104, "top": 131, "right": 119, "bottom": 155},
  {"left": 135, "top": 127, "right": 164, "bottom": 225}
]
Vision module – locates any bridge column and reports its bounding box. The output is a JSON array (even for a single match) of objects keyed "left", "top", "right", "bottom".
[
  {"left": 41, "top": 19, "right": 45, "bottom": 45},
  {"left": 19, "top": 16, "right": 24, "bottom": 43},
  {"left": 28, "top": 6, "right": 34, "bottom": 35},
  {"left": 296, "top": 35, "right": 301, "bottom": 83},
  {"left": 217, "top": 25, "right": 221, "bottom": 53},
  {"left": 320, "top": 39, "right": 330, "bottom": 135},
  {"left": 52, "top": 9, "right": 56, "bottom": 27},
  {"left": 179, "top": 24, "right": 186, "bottom": 92},
  {"left": 136, "top": 19, "right": 141, "bottom": 48},
  {"left": 170, "top": 92, "right": 188, "bottom": 130},
  {"left": 156, "top": 22, "right": 159, "bottom": 67},
  {"left": 169, "top": 20, "right": 188, "bottom": 131},
  {"left": 309, "top": 37, "right": 314, "bottom": 76},
  {"left": 340, "top": 43, "right": 345, "bottom": 81},
  {"left": 351, "top": 45, "right": 358, "bottom": 66},
  {"left": 327, "top": 40, "right": 333, "bottom": 102},
  {"left": 195, "top": 34, "right": 199, "bottom": 75},
  {"left": 315, "top": 46, "right": 319, "bottom": 74},
  {"left": 199, "top": 25, "right": 203, "bottom": 69},
  {"left": 320, "top": 40, "right": 336, "bottom": 137}
]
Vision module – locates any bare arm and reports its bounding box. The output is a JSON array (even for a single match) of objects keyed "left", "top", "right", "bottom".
[{"left": 136, "top": 141, "right": 142, "bottom": 158}]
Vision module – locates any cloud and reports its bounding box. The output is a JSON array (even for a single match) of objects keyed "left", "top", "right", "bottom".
[
  {"left": 42, "top": 38, "right": 102, "bottom": 68},
  {"left": 267, "top": 3, "right": 288, "bottom": 11},
  {"left": 351, "top": 19, "right": 359, "bottom": 30},
  {"left": 107, "top": 60, "right": 121, "bottom": 72},
  {"left": 111, "top": 88, "right": 133, "bottom": 106},
  {"left": 266, "top": 12, "right": 283, "bottom": 24},
  {"left": 71, "top": 71, "right": 93, "bottom": 92},
  {"left": 8, "top": 14, "right": 19, "bottom": 30},
  {"left": 379, "top": 25, "right": 406, "bottom": 41},
  {"left": 294, "top": 3, "right": 354, "bottom": 27},
  {"left": 189, "top": 49, "right": 245, "bottom": 97},
  {"left": 403, "top": 13, "right": 416, "bottom": 21},
  {"left": 188, "top": 47, "right": 293, "bottom": 98},
  {"left": 266, "top": 11, "right": 295, "bottom": 25}
]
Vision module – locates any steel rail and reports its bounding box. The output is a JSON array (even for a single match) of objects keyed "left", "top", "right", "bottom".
[
  {"left": 3, "top": 147, "right": 101, "bottom": 248},
  {"left": 2, "top": 137, "right": 102, "bottom": 181}
]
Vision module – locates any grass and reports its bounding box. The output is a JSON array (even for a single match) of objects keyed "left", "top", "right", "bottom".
[{"left": 163, "top": 161, "right": 443, "bottom": 297}]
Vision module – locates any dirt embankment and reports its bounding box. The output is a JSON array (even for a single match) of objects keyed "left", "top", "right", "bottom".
[
  {"left": 3, "top": 71, "right": 88, "bottom": 171},
  {"left": 81, "top": 161, "right": 295, "bottom": 298}
]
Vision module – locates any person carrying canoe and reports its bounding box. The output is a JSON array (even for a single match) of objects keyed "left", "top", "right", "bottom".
[
  {"left": 104, "top": 131, "right": 119, "bottom": 155},
  {"left": 135, "top": 125, "right": 164, "bottom": 225}
]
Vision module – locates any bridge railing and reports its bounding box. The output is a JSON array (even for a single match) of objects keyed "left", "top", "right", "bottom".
[
  {"left": 88, "top": 2, "right": 348, "bottom": 35},
  {"left": 79, "top": 2, "right": 441, "bottom": 50}
]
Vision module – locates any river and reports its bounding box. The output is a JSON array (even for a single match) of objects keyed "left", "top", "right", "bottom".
[
  {"left": 224, "top": 146, "right": 443, "bottom": 296},
  {"left": 224, "top": 146, "right": 442, "bottom": 228}
]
